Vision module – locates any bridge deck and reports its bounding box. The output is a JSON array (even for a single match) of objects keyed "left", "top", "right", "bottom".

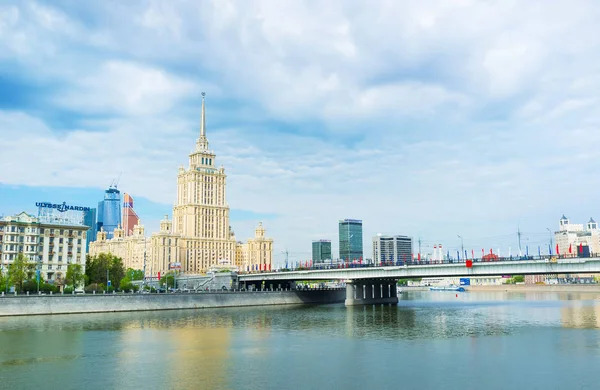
[{"left": 239, "top": 258, "right": 600, "bottom": 282}]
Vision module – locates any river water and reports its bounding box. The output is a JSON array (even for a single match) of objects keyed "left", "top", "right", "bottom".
[{"left": 1, "top": 291, "right": 600, "bottom": 390}]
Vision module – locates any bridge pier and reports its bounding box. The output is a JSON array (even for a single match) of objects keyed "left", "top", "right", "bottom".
[{"left": 345, "top": 279, "right": 399, "bottom": 306}]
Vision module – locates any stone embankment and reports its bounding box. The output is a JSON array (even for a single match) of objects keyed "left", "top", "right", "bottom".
[
  {"left": 0, "top": 289, "right": 346, "bottom": 317},
  {"left": 467, "top": 284, "right": 600, "bottom": 293}
]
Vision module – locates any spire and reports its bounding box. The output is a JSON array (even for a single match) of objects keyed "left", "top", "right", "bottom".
[{"left": 200, "top": 92, "right": 206, "bottom": 138}]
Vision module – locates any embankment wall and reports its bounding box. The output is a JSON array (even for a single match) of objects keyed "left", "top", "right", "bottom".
[{"left": 0, "top": 289, "right": 346, "bottom": 317}]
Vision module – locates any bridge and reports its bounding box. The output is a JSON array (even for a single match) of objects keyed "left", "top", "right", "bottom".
[{"left": 239, "top": 257, "right": 600, "bottom": 306}]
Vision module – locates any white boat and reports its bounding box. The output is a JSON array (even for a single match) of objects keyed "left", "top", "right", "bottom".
[{"left": 429, "top": 285, "right": 466, "bottom": 292}]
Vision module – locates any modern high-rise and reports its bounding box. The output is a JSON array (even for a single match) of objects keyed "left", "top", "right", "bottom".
[
  {"left": 312, "top": 240, "right": 332, "bottom": 263},
  {"left": 90, "top": 94, "right": 273, "bottom": 275},
  {"left": 83, "top": 208, "right": 97, "bottom": 252},
  {"left": 122, "top": 193, "right": 140, "bottom": 236},
  {"left": 372, "top": 235, "right": 413, "bottom": 265},
  {"left": 97, "top": 185, "right": 121, "bottom": 239},
  {"left": 339, "top": 219, "right": 363, "bottom": 262}
]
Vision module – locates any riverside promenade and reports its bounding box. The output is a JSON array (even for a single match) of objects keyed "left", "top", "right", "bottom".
[{"left": 0, "top": 289, "right": 346, "bottom": 317}]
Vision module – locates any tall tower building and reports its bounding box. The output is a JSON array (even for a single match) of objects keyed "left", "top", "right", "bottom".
[
  {"left": 339, "top": 219, "right": 363, "bottom": 262},
  {"left": 97, "top": 185, "right": 121, "bottom": 239},
  {"left": 122, "top": 193, "right": 140, "bottom": 236},
  {"left": 312, "top": 240, "right": 332, "bottom": 263},
  {"left": 89, "top": 94, "right": 273, "bottom": 275},
  {"left": 172, "top": 93, "right": 237, "bottom": 272}
]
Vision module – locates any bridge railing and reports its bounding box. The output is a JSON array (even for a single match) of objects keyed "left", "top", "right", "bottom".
[{"left": 239, "top": 253, "right": 599, "bottom": 274}]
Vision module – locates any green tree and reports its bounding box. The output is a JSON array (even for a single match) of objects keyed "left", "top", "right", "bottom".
[
  {"left": 85, "top": 253, "right": 126, "bottom": 289},
  {"left": 119, "top": 276, "right": 139, "bottom": 292},
  {"left": 513, "top": 275, "right": 525, "bottom": 283},
  {"left": 9, "top": 254, "right": 35, "bottom": 292},
  {"left": 0, "top": 269, "right": 9, "bottom": 293},
  {"left": 126, "top": 268, "right": 144, "bottom": 281},
  {"left": 160, "top": 271, "right": 176, "bottom": 289},
  {"left": 66, "top": 264, "right": 85, "bottom": 289}
]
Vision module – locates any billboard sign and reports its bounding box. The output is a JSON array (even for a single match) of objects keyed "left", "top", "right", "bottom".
[
  {"left": 459, "top": 278, "right": 470, "bottom": 286},
  {"left": 169, "top": 262, "right": 182, "bottom": 270},
  {"left": 36, "top": 201, "right": 91, "bottom": 226}
]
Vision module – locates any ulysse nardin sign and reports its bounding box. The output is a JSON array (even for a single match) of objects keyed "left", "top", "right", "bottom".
[{"left": 35, "top": 202, "right": 91, "bottom": 213}]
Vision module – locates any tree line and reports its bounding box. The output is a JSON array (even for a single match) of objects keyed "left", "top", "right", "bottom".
[{"left": 1, "top": 253, "right": 145, "bottom": 294}]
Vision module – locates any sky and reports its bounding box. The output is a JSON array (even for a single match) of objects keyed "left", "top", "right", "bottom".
[{"left": 1, "top": 0, "right": 600, "bottom": 266}]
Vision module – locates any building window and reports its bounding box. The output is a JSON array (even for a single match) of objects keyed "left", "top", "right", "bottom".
[
  {"left": 48, "top": 265, "right": 53, "bottom": 270},
  {"left": 40, "top": 228, "right": 45, "bottom": 234}
]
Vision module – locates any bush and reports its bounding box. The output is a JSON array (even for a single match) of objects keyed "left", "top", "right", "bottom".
[
  {"left": 40, "top": 283, "right": 58, "bottom": 294},
  {"left": 63, "top": 286, "right": 74, "bottom": 294},
  {"left": 22, "top": 280, "right": 38, "bottom": 293},
  {"left": 84, "top": 283, "right": 103, "bottom": 293}
]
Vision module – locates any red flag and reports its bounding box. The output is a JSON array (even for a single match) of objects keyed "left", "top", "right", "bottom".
[
  {"left": 569, "top": 243, "right": 572, "bottom": 254},
  {"left": 556, "top": 243, "right": 559, "bottom": 255},
  {"left": 580, "top": 243, "right": 583, "bottom": 254},
  {"left": 418, "top": 253, "right": 421, "bottom": 261},
  {"left": 158, "top": 271, "right": 161, "bottom": 280}
]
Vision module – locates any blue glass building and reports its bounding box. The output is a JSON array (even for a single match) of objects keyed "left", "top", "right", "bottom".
[
  {"left": 83, "top": 208, "right": 97, "bottom": 252},
  {"left": 312, "top": 240, "right": 332, "bottom": 263},
  {"left": 97, "top": 185, "right": 121, "bottom": 239},
  {"left": 339, "top": 219, "right": 363, "bottom": 262}
]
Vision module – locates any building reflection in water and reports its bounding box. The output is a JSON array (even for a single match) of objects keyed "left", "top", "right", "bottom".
[{"left": 561, "top": 300, "right": 600, "bottom": 329}]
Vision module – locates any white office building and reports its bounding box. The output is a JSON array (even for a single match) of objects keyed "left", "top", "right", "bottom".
[{"left": 372, "top": 234, "right": 413, "bottom": 265}]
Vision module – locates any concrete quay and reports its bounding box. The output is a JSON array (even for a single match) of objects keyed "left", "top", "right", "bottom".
[{"left": 0, "top": 289, "right": 346, "bottom": 317}]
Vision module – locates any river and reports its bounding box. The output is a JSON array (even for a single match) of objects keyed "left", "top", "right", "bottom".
[{"left": 1, "top": 291, "right": 600, "bottom": 390}]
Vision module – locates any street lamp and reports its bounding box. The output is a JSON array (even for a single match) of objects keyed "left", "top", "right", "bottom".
[
  {"left": 546, "top": 228, "right": 553, "bottom": 256},
  {"left": 457, "top": 235, "right": 464, "bottom": 262}
]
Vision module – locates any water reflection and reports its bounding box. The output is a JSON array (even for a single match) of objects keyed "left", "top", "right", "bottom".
[{"left": 1, "top": 292, "right": 600, "bottom": 389}]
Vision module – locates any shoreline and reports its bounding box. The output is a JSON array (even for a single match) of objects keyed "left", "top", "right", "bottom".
[
  {"left": 402, "top": 285, "right": 600, "bottom": 293},
  {"left": 467, "top": 285, "right": 600, "bottom": 293},
  {"left": 0, "top": 290, "right": 346, "bottom": 317}
]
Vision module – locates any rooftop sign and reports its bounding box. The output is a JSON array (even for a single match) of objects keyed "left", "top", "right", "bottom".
[{"left": 35, "top": 202, "right": 90, "bottom": 213}]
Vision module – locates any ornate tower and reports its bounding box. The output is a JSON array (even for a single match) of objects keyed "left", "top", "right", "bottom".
[{"left": 172, "top": 93, "right": 236, "bottom": 272}]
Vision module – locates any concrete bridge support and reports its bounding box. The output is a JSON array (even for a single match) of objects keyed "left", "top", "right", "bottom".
[{"left": 344, "top": 279, "right": 399, "bottom": 306}]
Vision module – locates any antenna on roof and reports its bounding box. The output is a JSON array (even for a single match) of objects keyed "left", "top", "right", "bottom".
[
  {"left": 109, "top": 172, "right": 122, "bottom": 188},
  {"left": 115, "top": 172, "right": 122, "bottom": 188}
]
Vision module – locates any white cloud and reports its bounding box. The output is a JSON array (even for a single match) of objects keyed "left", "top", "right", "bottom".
[
  {"left": 55, "top": 60, "right": 199, "bottom": 116},
  {"left": 2, "top": 0, "right": 600, "bottom": 264}
]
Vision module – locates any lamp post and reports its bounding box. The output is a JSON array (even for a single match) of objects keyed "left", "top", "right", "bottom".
[
  {"left": 457, "top": 235, "right": 464, "bottom": 262},
  {"left": 106, "top": 269, "right": 109, "bottom": 293},
  {"left": 546, "top": 228, "right": 553, "bottom": 256}
]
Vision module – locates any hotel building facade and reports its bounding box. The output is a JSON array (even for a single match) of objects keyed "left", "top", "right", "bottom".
[
  {"left": 90, "top": 95, "right": 273, "bottom": 275},
  {"left": 0, "top": 211, "right": 88, "bottom": 284}
]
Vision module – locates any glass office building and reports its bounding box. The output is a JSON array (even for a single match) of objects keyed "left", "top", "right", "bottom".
[
  {"left": 339, "top": 219, "right": 363, "bottom": 262},
  {"left": 312, "top": 240, "right": 332, "bottom": 263},
  {"left": 97, "top": 185, "right": 121, "bottom": 239},
  {"left": 83, "top": 208, "right": 97, "bottom": 252}
]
